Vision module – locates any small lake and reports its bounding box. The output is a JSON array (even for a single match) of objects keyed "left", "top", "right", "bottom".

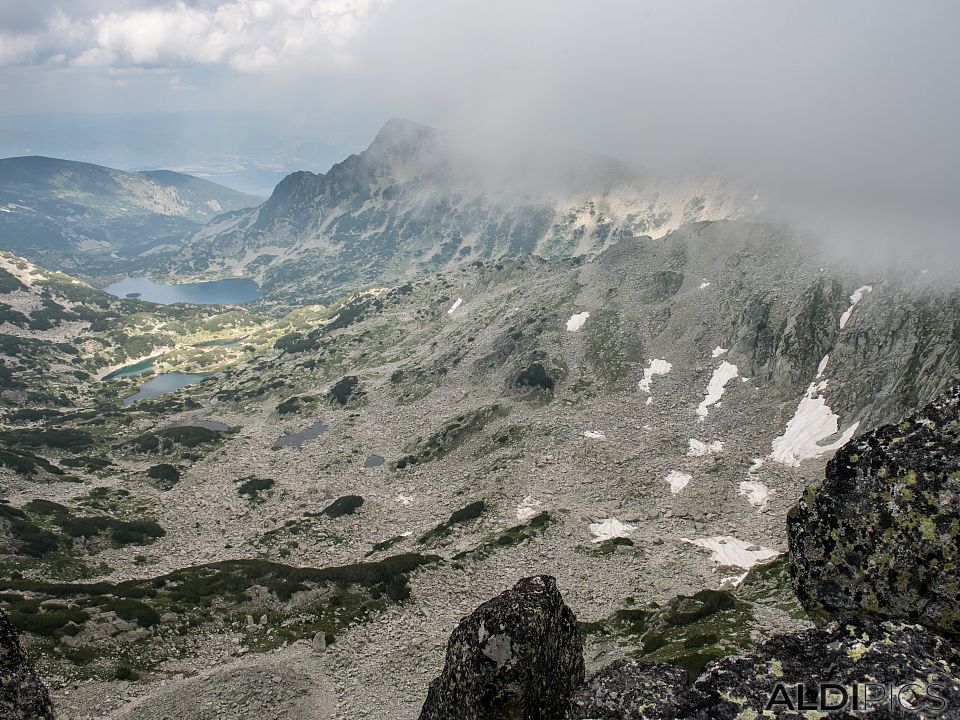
[
  {"left": 364, "top": 454, "right": 385, "bottom": 468},
  {"left": 104, "top": 277, "right": 261, "bottom": 305},
  {"left": 123, "top": 373, "right": 208, "bottom": 407},
  {"left": 277, "top": 421, "right": 328, "bottom": 448},
  {"left": 105, "top": 357, "right": 157, "bottom": 379}
]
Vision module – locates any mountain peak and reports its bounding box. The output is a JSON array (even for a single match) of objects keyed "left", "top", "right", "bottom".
[{"left": 366, "top": 118, "right": 441, "bottom": 161}]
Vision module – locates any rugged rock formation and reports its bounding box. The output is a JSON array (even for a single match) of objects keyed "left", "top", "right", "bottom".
[
  {"left": 680, "top": 616, "right": 960, "bottom": 718},
  {"left": 0, "top": 609, "right": 55, "bottom": 720},
  {"left": 419, "top": 575, "right": 584, "bottom": 720},
  {"left": 567, "top": 659, "right": 687, "bottom": 720},
  {"left": 788, "top": 385, "right": 960, "bottom": 634}
]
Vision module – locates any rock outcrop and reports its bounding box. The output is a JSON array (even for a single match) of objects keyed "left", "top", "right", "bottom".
[
  {"left": 681, "top": 616, "right": 960, "bottom": 718},
  {"left": 0, "top": 609, "right": 55, "bottom": 720},
  {"left": 567, "top": 659, "right": 687, "bottom": 720},
  {"left": 788, "top": 385, "right": 960, "bottom": 634},
  {"left": 419, "top": 575, "right": 584, "bottom": 720}
]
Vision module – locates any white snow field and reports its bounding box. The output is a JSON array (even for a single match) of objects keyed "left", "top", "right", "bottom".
[
  {"left": 738, "top": 480, "right": 773, "bottom": 509},
  {"left": 682, "top": 536, "right": 780, "bottom": 569},
  {"left": 768, "top": 383, "right": 860, "bottom": 466},
  {"left": 583, "top": 430, "right": 607, "bottom": 440},
  {"left": 566, "top": 311, "right": 590, "bottom": 331},
  {"left": 838, "top": 285, "right": 873, "bottom": 329},
  {"left": 638, "top": 358, "right": 672, "bottom": 393},
  {"left": 589, "top": 518, "right": 637, "bottom": 542},
  {"left": 447, "top": 297, "right": 463, "bottom": 314},
  {"left": 664, "top": 470, "right": 692, "bottom": 494},
  {"left": 696, "top": 361, "right": 739, "bottom": 418},
  {"left": 687, "top": 439, "right": 723, "bottom": 457},
  {"left": 516, "top": 496, "right": 544, "bottom": 522}
]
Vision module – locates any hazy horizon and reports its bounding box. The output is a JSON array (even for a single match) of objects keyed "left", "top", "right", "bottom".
[{"left": 2, "top": 0, "right": 959, "bottom": 257}]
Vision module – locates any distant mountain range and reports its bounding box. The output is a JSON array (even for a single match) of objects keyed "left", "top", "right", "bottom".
[
  {"left": 0, "top": 156, "right": 262, "bottom": 278},
  {"left": 171, "top": 119, "right": 760, "bottom": 306}
]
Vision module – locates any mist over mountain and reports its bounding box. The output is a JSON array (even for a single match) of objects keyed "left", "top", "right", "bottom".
[{"left": 172, "top": 118, "right": 758, "bottom": 306}]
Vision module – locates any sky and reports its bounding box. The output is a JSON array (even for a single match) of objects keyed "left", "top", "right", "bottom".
[{"left": 0, "top": 0, "right": 958, "bottom": 255}]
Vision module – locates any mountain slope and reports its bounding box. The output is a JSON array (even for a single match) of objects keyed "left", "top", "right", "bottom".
[
  {"left": 3, "top": 220, "right": 959, "bottom": 718},
  {"left": 173, "top": 119, "right": 758, "bottom": 305},
  {"left": 0, "top": 156, "right": 262, "bottom": 277}
]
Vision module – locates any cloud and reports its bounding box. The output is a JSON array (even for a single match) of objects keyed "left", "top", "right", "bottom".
[
  {"left": 0, "top": 33, "right": 38, "bottom": 65},
  {"left": 0, "top": 0, "right": 390, "bottom": 72}
]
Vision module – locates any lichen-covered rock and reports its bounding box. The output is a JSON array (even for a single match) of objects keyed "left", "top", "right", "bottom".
[
  {"left": 419, "top": 575, "right": 584, "bottom": 720},
  {"left": 567, "top": 659, "right": 687, "bottom": 720},
  {"left": 680, "top": 616, "right": 960, "bottom": 719},
  {"left": 0, "top": 609, "right": 55, "bottom": 720},
  {"left": 788, "top": 385, "right": 960, "bottom": 634}
]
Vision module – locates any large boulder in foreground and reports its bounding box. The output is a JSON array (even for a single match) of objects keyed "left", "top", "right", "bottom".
[
  {"left": 788, "top": 385, "right": 960, "bottom": 634},
  {"left": 419, "top": 575, "right": 584, "bottom": 720},
  {"left": 0, "top": 609, "right": 55, "bottom": 720},
  {"left": 567, "top": 659, "right": 687, "bottom": 720},
  {"left": 681, "top": 616, "right": 960, "bottom": 719}
]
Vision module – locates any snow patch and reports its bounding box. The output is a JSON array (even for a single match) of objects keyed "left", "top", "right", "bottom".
[
  {"left": 590, "top": 518, "right": 636, "bottom": 543},
  {"left": 738, "top": 481, "right": 773, "bottom": 509},
  {"left": 583, "top": 430, "right": 607, "bottom": 441},
  {"left": 816, "top": 354, "right": 830, "bottom": 378},
  {"left": 711, "top": 346, "right": 728, "bottom": 358},
  {"left": 768, "top": 383, "right": 861, "bottom": 466},
  {"left": 638, "top": 358, "right": 672, "bottom": 393},
  {"left": 516, "top": 496, "right": 544, "bottom": 522},
  {"left": 682, "top": 536, "right": 780, "bottom": 569},
  {"left": 687, "top": 439, "right": 723, "bottom": 457},
  {"left": 566, "top": 311, "right": 590, "bottom": 332},
  {"left": 747, "top": 458, "right": 764, "bottom": 475},
  {"left": 665, "top": 470, "right": 692, "bottom": 494},
  {"left": 395, "top": 495, "right": 414, "bottom": 508},
  {"left": 697, "top": 361, "right": 739, "bottom": 418},
  {"left": 447, "top": 297, "right": 463, "bottom": 314},
  {"left": 839, "top": 285, "right": 873, "bottom": 329},
  {"left": 699, "top": 279, "right": 711, "bottom": 289}
]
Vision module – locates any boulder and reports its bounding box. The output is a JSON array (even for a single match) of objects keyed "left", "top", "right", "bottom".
[
  {"left": 419, "top": 575, "right": 584, "bottom": 720},
  {"left": 788, "top": 385, "right": 960, "bottom": 634},
  {"left": 0, "top": 609, "right": 55, "bottom": 720},
  {"left": 681, "top": 616, "right": 960, "bottom": 719},
  {"left": 567, "top": 659, "right": 687, "bottom": 720}
]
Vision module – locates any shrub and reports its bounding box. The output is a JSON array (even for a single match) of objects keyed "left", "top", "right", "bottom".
[
  {"left": 323, "top": 495, "right": 364, "bottom": 518},
  {"left": 327, "top": 376, "right": 359, "bottom": 405},
  {"left": 515, "top": 362, "right": 555, "bottom": 391},
  {"left": 147, "top": 464, "right": 180, "bottom": 488},
  {"left": 237, "top": 477, "right": 274, "bottom": 498}
]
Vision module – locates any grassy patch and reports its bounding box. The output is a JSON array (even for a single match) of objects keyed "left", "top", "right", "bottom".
[{"left": 420, "top": 500, "right": 486, "bottom": 544}]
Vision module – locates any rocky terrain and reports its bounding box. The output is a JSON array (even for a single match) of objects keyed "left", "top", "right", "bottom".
[
  {"left": 0, "top": 211, "right": 958, "bottom": 718},
  {"left": 171, "top": 119, "right": 760, "bottom": 308},
  {"left": 0, "top": 157, "right": 261, "bottom": 279},
  {"left": 418, "top": 386, "right": 960, "bottom": 718}
]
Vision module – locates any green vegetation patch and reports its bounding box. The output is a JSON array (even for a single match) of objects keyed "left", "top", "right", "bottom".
[
  {"left": 327, "top": 376, "right": 360, "bottom": 405},
  {"left": 454, "top": 511, "right": 554, "bottom": 561},
  {"left": 237, "top": 477, "right": 274, "bottom": 500},
  {"left": 322, "top": 495, "right": 364, "bottom": 518},
  {"left": 128, "top": 425, "right": 224, "bottom": 454},
  {"left": 581, "top": 558, "right": 807, "bottom": 680},
  {"left": 146, "top": 464, "right": 181, "bottom": 489},
  {"left": 394, "top": 404, "right": 510, "bottom": 469},
  {"left": 419, "top": 500, "right": 486, "bottom": 544}
]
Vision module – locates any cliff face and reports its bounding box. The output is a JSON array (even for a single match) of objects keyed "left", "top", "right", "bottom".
[{"left": 0, "top": 609, "right": 55, "bottom": 720}]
